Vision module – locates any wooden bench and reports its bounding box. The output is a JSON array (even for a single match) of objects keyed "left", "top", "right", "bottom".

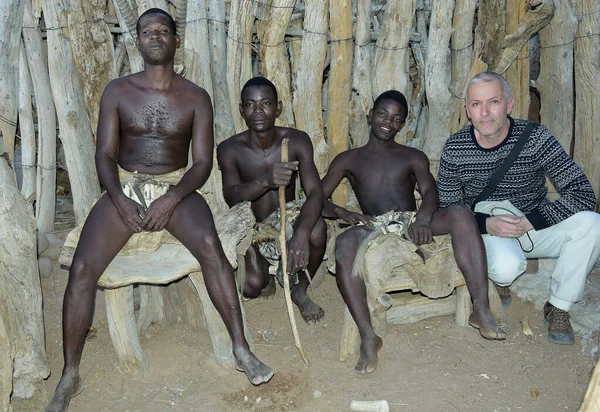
[{"left": 59, "top": 202, "right": 255, "bottom": 374}]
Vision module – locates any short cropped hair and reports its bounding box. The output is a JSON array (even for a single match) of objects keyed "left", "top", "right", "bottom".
[
  {"left": 466, "top": 72, "right": 511, "bottom": 101},
  {"left": 136, "top": 8, "right": 177, "bottom": 36},
  {"left": 373, "top": 90, "right": 409, "bottom": 122},
  {"left": 241, "top": 77, "right": 279, "bottom": 102}
]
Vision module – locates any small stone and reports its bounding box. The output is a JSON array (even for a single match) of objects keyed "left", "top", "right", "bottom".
[
  {"left": 244, "top": 396, "right": 248, "bottom": 402},
  {"left": 312, "top": 390, "right": 322, "bottom": 398},
  {"left": 38, "top": 257, "right": 52, "bottom": 279}
]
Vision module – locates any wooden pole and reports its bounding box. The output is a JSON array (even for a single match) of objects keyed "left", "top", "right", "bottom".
[{"left": 279, "top": 137, "right": 309, "bottom": 364}]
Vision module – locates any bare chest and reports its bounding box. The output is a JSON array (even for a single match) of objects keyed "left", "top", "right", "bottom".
[{"left": 120, "top": 97, "right": 194, "bottom": 139}]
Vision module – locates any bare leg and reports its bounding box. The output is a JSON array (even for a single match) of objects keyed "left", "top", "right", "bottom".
[
  {"left": 166, "top": 193, "right": 273, "bottom": 385},
  {"left": 241, "top": 244, "right": 275, "bottom": 299},
  {"left": 430, "top": 205, "right": 506, "bottom": 340},
  {"left": 46, "top": 195, "right": 134, "bottom": 412},
  {"left": 335, "top": 226, "right": 383, "bottom": 374},
  {"left": 291, "top": 218, "right": 326, "bottom": 324}
]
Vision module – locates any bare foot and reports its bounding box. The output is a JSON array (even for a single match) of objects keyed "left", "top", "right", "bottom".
[
  {"left": 469, "top": 308, "right": 507, "bottom": 340},
  {"left": 291, "top": 287, "right": 324, "bottom": 324},
  {"left": 355, "top": 335, "right": 383, "bottom": 374},
  {"left": 260, "top": 276, "right": 276, "bottom": 299},
  {"left": 45, "top": 373, "right": 84, "bottom": 412},
  {"left": 233, "top": 346, "right": 274, "bottom": 386}
]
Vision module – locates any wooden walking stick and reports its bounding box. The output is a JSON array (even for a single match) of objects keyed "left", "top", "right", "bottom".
[{"left": 279, "top": 137, "right": 309, "bottom": 364}]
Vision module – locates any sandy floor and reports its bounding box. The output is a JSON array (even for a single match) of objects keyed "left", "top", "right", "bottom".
[{"left": 11, "top": 253, "right": 598, "bottom": 412}]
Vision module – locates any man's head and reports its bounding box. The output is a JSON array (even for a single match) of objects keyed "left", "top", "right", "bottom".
[
  {"left": 368, "top": 90, "right": 408, "bottom": 141},
  {"left": 136, "top": 8, "right": 179, "bottom": 65},
  {"left": 239, "top": 77, "right": 282, "bottom": 132},
  {"left": 465, "top": 72, "right": 514, "bottom": 142}
]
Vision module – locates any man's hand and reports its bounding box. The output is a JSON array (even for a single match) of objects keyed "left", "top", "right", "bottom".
[
  {"left": 143, "top": 191, "right": 182, "bottom": 232},
  {"left": 287, "top": 230, "right": 310, "bottom": 274},
  {"left": 408, "top": 219, "right": 433, "bottom": 245},
  {"left": 113, "top": 194, "right": 146, "bottom": 233},
  {"left": 337, "top": 209, "right": 373, "bottom": 226},
  {"left": 265, "top": 161, "right": 299, "bottom": 188},
  {"left": 486, "top": 215, "right": 534, "bottom": 238}
]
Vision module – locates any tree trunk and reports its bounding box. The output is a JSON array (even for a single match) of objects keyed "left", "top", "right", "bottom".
[
  {"left": 538, "top": 1, "right": 578, "bottom": 152},
  {"left": 18, "top": 42, "right": 36, "bottom": 200},
  {"left": 505, "top": 0, "right": 530, "bottom": 119},
  {"left": 449, "top": 0, "right": 477, "bottom": 100},
  {"left": 574, "top": 0, "right": 600, "bottom": 201},
  {"left": 327, "top": 0, "right": 353, "bottom": 204},
  {"left": 227, "top": 0, "right": 255, "bottom": 133},
  {"left": 0, "top": 0, "right": 24, "bottom": 165},
  {"left": 208, "top": 0, "right": 235, "bottom": 144},
  {"left": 173, "top": 0, "right": 187, "bottom": 70},
  {"left": 23, "top": 0, "right": 57, "bottom": 234},
  {"left": 421, "top": 0, "right": 457, "bottom": 173},
  {"left": 256, "top": 0, "right": 296, "bottom": 127},
  {"left": 0, "top": 315, "right": 12, "bottom": 412},
  {"left": 68, "top": 0, "right": 117, "bottom": 137},
  {"left": 0, "top": 154, "right": 50, "bottom": 399},
  {"left": 293, "top": 0, "right": 328, "bottom": 175},
  {"left": 137, "top": 0, "right": 169, "bottom": 15},
  {"left": 184, "top": 0, "right": 213, "bottom": 95},
  {"left": 348, "top": 0, "right": 373, "bottom": 149},
  {"left": 43, "top": 0, "right": 101, "bottom": 226}
]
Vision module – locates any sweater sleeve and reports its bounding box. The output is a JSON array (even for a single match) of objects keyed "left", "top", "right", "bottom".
[
  {"left": 524, "top": 126, "right": 597, "bottom": 229},
  {"left": 437, "top": 139, "right": 463, "bottom": 208}
]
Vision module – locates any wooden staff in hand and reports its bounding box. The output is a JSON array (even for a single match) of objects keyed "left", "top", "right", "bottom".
[{"left": 279, "top": 137, "right": 309, "bottom": 364}]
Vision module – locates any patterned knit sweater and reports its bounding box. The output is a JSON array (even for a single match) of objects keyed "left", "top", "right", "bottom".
[{"left": 438, "top": 117, "right": 596, "bottom": 234}]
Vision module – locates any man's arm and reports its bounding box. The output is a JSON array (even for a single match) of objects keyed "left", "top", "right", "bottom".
[
  {"left": 96, "top": 80, "right": 145, "bottom": 232},
  {"left": 408, "top": 150, "right": 439, "bottom": 245},
  {"left": 143, "top": 86, "right": 214, "bottom": 231},
  {"left": 217, "top": 140, "right": 298, "bottom": 207}
]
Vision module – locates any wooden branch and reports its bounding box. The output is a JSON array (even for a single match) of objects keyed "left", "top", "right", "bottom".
[
  {"left": 68, "top": 0, "right": 117, "bottom": 137},
  {"left": 112, "top": 0, "right": 143, "bottom": 73},
  {"left": 43, "top": 0, "right": 102, "bottom": 226},
  {"left": 492, "top": 0, "right": 555, "bottom": 74},
  {"left": 23, "top": 0, "right": 56, "bottom": 234},
  {"left": 173, "top": 0, "right": 187, "bottom": 69},
  {"left": 504, "top": 0, "right": 530, "bottom": 119},
  {"left": 227, "top": 0, "right": 255, "bottom": 133},
  {"left": 537, "top": 1, "right": 578, "bottom": 152},
  {"left": 279, "top": 138, "right": 308, "bottom": 364},
  {"left": 18, "top": 42, "right": 36, "bottom": 200},
  {"left": 449, "top": 0, "right": 477, "bottom": 99},
  {"left": 0, "top": 0, "right": 23, "bottom": 165},
  {"left": 574, "top": 0, "right": 600, "bottom": 201},
  {"left": 581, "top": 357, "right": 600, "bottom": 411},
  {"left": 293, "top": 0, "right": 328, "bottom": 175},
  {"left": 327, "top": 0, "right": 353, "bottom": 204},
  {"left": 256, "top": 0, "right": 296, "bottom": 127},
  {"left": 184, "top": 0, "right": 214, "bottom": 96},
  {"left": 0, "top": 315, "right": 11, "bottom": 412}
]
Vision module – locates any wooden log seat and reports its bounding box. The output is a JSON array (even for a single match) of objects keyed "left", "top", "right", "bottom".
[
  {"left": 59, "top": 202, "right": 255, "bottom": 374},
  {"left": 329, "top": 224, "right": 505, "bottom": 362}
]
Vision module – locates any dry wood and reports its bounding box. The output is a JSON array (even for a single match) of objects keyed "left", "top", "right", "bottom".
[
  {"left": 136, "top": 0, "right": 169, "bottom": 15},
  {"left": 0, "top": 315, "right": 12, "bottom": 412},
  {"left": 208, "top": 0, "right": 235, "bottom": 143},
  {"left": 137, "top": 285, "right": 165, "bottom": 336},
  {"left": 537, "top": 1, "right": 578, "bottom": 152},
  {"left": 184, "top": 0, "right": 212, "bottom": 93},
  {"left": 293, "top": 0, "right": 328, "bottom": 175},
  {"left": 581, "top": 357, "right": 600, "bottom": 411},
  {"left": 279, "top": 138, "right": 308, "bottom": 364},
  {"left": 0, "top": 0, "right": 23, "bottom": 164},
  {"left": 256, "top": 0, "right": 296, "bottom": 127},
  {"left": 505, "top": 0, "right": 530, "bottom": 119},
  {"left": 68, "top": 0, "right": 117, "bottom": 136},
  {"left": 327, "top": 0, "right": 353, "bottom": 204},
  {"left": 0, "top": 154, "right": 50, "bottom": 398},
  {"left": 112, "top": 0, "right": 143, "bottom": 73},
  {"left": 386, "top": 293, "right": 456, "bottom": 325},
  {"left": 173, "top": 0, "right": 187, "bottom": 70},
  {"left": 22, "top": 0, "right": 56, "bottom": 235},
  {"left": 18, "top": 43, "right": 36, "bottom": 200},
  {"left": 350, "top": 400, "right": 390, "bottom": 412},
  {"left": 449, "top": 0, "right": 477, "bottom": 100},
  {"left": 227, "top": 0, "right": 255, "bottom": 133},
  {"left": 43, "top": 0, "right": 101, "bottom": 226},
  {"left": 574, "top": 0, "right": 600, "bottom": 201}
]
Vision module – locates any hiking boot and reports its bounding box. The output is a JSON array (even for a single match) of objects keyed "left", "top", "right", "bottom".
[
  {"left": 544, "top": 302, "right": 575, "bottom": 345},
  {"left": 495, "top": 284, "right": 512, "bottom": 308}
]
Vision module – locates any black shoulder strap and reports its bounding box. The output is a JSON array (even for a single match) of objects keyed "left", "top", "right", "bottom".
[{"left": 471, "top": 122, "right": 536, "bottom": 210}]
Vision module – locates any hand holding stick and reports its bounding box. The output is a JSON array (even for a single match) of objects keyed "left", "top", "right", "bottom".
[{"left": 279, "top": 137, "right": 309, "bottom": 364}]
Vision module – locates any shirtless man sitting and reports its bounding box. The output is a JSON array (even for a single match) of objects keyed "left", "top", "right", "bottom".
[
  {"left": 46, "top": 9, "right": 272, "bottom": 412},
  {"left": 217, "top": 77, "right": 326, "bottom": 324},
  {"left": 322, "top": 90, "right": 506, "bottom": 375}
]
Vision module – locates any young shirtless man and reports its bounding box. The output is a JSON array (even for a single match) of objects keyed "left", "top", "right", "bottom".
[
  {"left": 322, "top": 90, "right": 506, "bottom": 375},
  {"left": 217, "top": 77, "right": 326, "bottom": 324},
  {"left": 46, "top": 9, "right": 273, "bottom": 412}
]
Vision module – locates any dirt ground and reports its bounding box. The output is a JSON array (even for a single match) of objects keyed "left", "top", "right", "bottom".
[{"left": 11, "top": 245, "right": 598, "bottom": 412}]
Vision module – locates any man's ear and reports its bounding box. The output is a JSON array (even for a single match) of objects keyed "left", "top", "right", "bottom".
[
  {"left": 175, "top": 35, "right": 181, "bottom": 49},
  {"left": 276, "top": 100, "right": 283, "bottom": 118},
  {"left": 239, "top": 103, "right": 245, "bottom": 119},
  {"left": 367, "top": 109, "right": 373, "bottom": 125},
  {"left": 506, "top": 96, "right": 515, "bottom": 115}
]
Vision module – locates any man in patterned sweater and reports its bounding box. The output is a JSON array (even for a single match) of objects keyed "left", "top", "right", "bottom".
[{"left": 438, "top": 72, "right": 600, "bottom": 345}]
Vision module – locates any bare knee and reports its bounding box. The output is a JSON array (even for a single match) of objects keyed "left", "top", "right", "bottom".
[
  {"left": 335, "top": 229, "right": 364, "bottom": 271},
  {"left": 442, "top": 205, "right": 478, "bottom": 232},
  {"left": 309, "top": 218, "right": 327, "bottom": 249},
  {"left": 68, "top": 259, "right": 100, "bottom": 293}
]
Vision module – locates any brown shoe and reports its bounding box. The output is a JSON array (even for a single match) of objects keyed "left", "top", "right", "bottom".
[
  {"left": 495, "top": 284, "right": 512, "bottom": 308},
  {"left": 544, "top": 302, "right": 575, "bottom": 345}
]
